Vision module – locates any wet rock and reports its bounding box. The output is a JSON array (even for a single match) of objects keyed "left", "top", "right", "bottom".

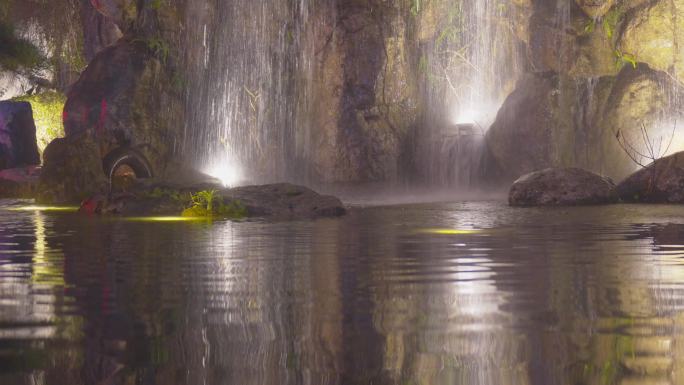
[
  {"left": 309, "top": 1, "right": 419, "bottom": 183},
  {"left": 219, "top": 183, "right": 346, "bottom": 219},
  {"left": 82, "top": 182, "right": 346, "bottom": 220},
  {"left": 0, "top": 166, "right": 40, "bottom": 198},
  {"left": 509, "top": 168, "right": 617, "bottom": 206},
  {"left": 575, "top": 0, "right": 616, "bottom": 18},
  {"left": 528, "top": 9, "right": 618, "bottom": 77},
  {"left": 89, "top": 0, "right": 137, "bottom": 31},
  {"left": 37, "top": 132, "right": 108, "bottom": 204},
  {"left": 596, "top": 66, "right": 683, "bottom": 181},
  {"left": 616, "top": 152, "right": 684, "bottom": 203},
  {"left": 0, "top": 101, "right": 40, "bottom": 170},
  {"left": 485, "top": 74, "right": 561, "bottom": 180},
  {"left": 619, "top": 0, "right": 684, "bottom": 84},
  {"left": 63, "top": 40, "right": 182, "bottom": 178},
  {"left": 81, "top": 1, "right": 123, "bottom": 60}
]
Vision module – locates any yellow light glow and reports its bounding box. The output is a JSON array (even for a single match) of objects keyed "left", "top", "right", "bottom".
[
  {"left": 7, "top": 206, "right": 79, "bottom": 212},
  {"left": 418, "top": 228, "right": 482, "bottom": 235},
  {"left": 124, "top": 216, "right": 210, "bottom": 222}
]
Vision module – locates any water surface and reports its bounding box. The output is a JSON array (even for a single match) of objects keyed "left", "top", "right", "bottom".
[{"left": 2, "top": 200, "right": 684, "bottom": 385}]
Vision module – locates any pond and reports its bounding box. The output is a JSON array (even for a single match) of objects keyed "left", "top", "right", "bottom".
[{"left": 2, "top": 200, "right": 684, "bottom": 385}]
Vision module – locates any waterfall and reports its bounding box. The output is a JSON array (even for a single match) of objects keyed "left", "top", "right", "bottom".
[
  {"left": 182, "top": 0, "right": 329, "bottom": 186},
  {"left": 416, "top": 0, "right": 526, "bottom": 188}
]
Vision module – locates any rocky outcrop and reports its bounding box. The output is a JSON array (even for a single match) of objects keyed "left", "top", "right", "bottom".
[
  {"left": 595, "top": 66, "right": 681, "bottom": 180},
  {"left": 617, "top": 152, "right": 684, "bottom": 203},
  {"left": 81, "top": 182, "right": 346, "bottom": 220},
  {"left": 509, "top": 168, "right": 617, "bottom": 206},
  {"left": 0, "top": 101, "right": 40, "bottom": 170},
  {"left": 309, "top": 0, "right": 419, "bottom": 183},
  {"left": 37, "top": 132, "right": 108, "bottom": 204},
  {"left": 63, "top": 39, "right": 182, "bottom": 178},
  {"left": 619, "top": 0, "right": 684, "bottom": 83}
]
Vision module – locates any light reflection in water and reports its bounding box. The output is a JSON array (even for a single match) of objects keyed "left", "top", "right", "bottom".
[{"left": 1, "top": 203, "right": 684, "bottom": 384}]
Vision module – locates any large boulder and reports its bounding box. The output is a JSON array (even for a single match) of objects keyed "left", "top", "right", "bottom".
[
  {"left": 509, "top": 168, "right": 617, "bottom": 206},
  {"left": 485, "top": 74, "right": 565, "bottom": 180},
  {"left": 0, "top": 101, "right": 40, "bottom": 170},
  {"left": 37, "top": 132, "right": 108, "bottom": 204},
  {"left": 63, "top": 39, "right": 182, "bottom": 178},
  {"left": 616, "top": 152, "right": 684, "bottom": 203}
]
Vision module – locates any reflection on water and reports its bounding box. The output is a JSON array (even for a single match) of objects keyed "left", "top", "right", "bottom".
[{"left": 3, "top": 201, "right": 684, "bottom": 384}]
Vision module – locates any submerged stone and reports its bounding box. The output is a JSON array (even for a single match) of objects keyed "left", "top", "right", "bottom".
[
  {"left": 509, "top": 168, "right": 617, "bottom": 207},
  {"left": 617, "top": 151, "right": 684, "bottom": 203}
]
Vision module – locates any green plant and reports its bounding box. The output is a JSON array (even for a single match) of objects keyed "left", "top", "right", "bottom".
[
  {"left": 0, "top": 22, "right": 46, "bottom": 71},
  {"left": 182, "top": 190, "right": 247, "bottom": 219},
  {"left": 410, "top": 0, "right": 421, "bottom": 16},
  {"left": 602, "top": 6, "right": 623, "bottom": 40},
  {"left": 217, "top": 199, "right": 247, "bottom": 219},
  {"left": 148, "top": 0, "right": 164, "bottom": 10},
  {"left": 135, "top": 36, "right": 170, "bottom": 63},
  {"left": 614, "top": 49, "right": 637, "bottom": 70},
  {"left": 12, "top": 92, "right": 66, "bottom": 153}
]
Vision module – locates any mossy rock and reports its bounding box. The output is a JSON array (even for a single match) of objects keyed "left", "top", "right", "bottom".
[{"left": 619, "top": 0, "right": 684, "bottom": 83}]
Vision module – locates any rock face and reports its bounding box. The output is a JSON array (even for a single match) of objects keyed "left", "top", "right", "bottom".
[
  {"left": 509, "top": 168, "right": 617, "bottom": 206},
  {"left": 308, "top": 1, "right": 419, "bottom": 183},
  {"left": 619, "top": 0, "right": 684, "bottom": 84},
  {"left": 0, "top": 101, "right": 40, "bottom": 170},
  {"left": 616, "top": 152, "right": 684, "bottom": 203},
  {"left": 485, "top": 74, "right": 562, "bottom": 180},
  {"left": 63, "top": 40, "right": 182, "bottom": 178},
  {"left": 37, "top": 132, "right": 108, "bottom": 204},
  {"left": 575, "top": 0, "right": 616, "bottom": 18}
]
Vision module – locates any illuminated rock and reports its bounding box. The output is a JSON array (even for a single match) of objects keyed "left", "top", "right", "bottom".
[
  {"left": 509, "top": 167, "right": 617, "bottom": 206},
  {"left": 617, "top": 151, "right": 684, "bottom": 203}
]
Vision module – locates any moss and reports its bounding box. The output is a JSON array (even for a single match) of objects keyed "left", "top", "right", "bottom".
[
  {"left": 0, "top": 22, "right": 45, "bottom": 71},
  {"left": 12, "top": 91, "right": 65, "bottom": 154},
  {"left": 182, "top": 190, "right": 247, "bottom": 219}
]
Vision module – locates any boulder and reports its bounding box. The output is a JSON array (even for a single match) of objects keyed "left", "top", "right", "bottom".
[
  {"left": 0, "top": 166, "right": 40, "bottom": 198},
  {"left": 0, "top": 101, "right": 40, "bottom": 170},
  {"left": 616, "top": 151, "right": 684, "bottom": 203},
  {"left": 63, "top": 39, "right": 182, "bottom": 178},
  {"left": 80, "top": 182, "right": 346, "bottom": 220},
  {"left": 37, "top": 132, "right": 108, "bottom": 204},
  {"left": 509, "top": 168, "right": 618, "bottom": 206},
  {"left": 219, "top": 183, "right": 346, "bottom": 219},
  {"left": 485, "top": 74, "right": 564, "bottom": 180}
]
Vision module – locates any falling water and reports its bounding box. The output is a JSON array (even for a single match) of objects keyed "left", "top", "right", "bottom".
[
  {"left": 182, "top": 0, "right": 331, "bottom": 186},
  {"left": 417, "top": 0, "right": 526, "bottom": 188}
]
